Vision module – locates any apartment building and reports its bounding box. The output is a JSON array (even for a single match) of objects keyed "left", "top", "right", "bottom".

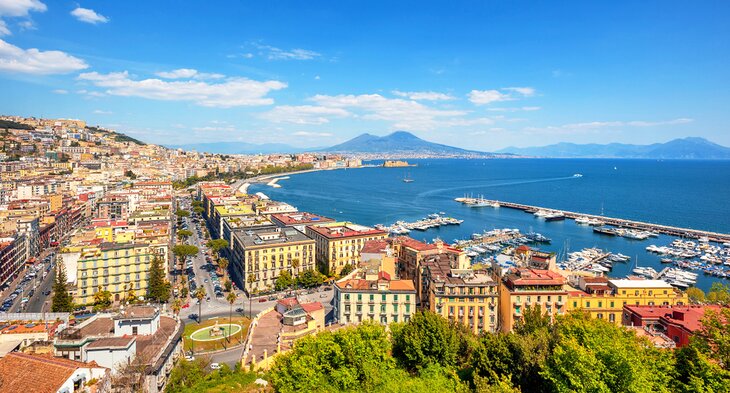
[
  {"left": 230, "top": 226, "right": 315, "bottom": 294},
  {"left": 306, "top": 222, "right": 387, "bottom": 275},
  {"left": 499, "top": 268, "right": 568, "bottom": 332}
]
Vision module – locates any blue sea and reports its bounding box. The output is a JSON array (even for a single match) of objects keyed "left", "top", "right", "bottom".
[{"left": 250, "top": 159, "right": 730, "bottom": 291}]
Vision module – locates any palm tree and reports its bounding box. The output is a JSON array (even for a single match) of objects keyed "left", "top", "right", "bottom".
[
  {"left": 218, "top": 257, "right": 229, "bottom": 277},
  {"left": 226, "top": 291, "right": 237, "bottom": 342},
  {"left": 292, "top": 257, "right": 300, "bottom": 275},
  {"left": 194, "top": 286, "right": 206, "bottom": 324},
  {"left": 172, "top": 298, "right": 181, "bottom": 319},
  {"left": 246, "top": 274, "right": 256, "bottom": 318}
]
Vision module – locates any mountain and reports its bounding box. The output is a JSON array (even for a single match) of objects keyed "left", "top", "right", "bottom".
[
  {"left": 497, "top": 137, "right": 730, "bottom": 159},
  {"left": 322, "top": 131, "right": 497, "bottom": 156},
  {"left": 165, "top": 142, "right": 313, "bottom": 154}
]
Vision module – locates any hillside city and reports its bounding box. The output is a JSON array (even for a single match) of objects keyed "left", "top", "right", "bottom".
[{"left": 0, "top": 115, "right": 728, "bottom": 393}]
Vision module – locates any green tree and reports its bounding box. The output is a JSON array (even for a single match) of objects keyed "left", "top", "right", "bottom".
[
  {"left": 269, "top": 322, "right": 394, "bottom": 392},
  {"left": 92, "top": 287, "right": 112, "bottom": 311},
  {"left": 295, "top": 268, "right": 323, "bottom": 288},
  {"left": 146, "top": 256, "right": 171, "bottom": 303},
  {"left": 275, "top": 270, "right": 294, "bottom": 291},
  {"left": 206, "top": 239, "right": 229, "bottom": 259},
  {"left": 218, "top": 257, "right": 229, "bottom": 273},
  {"left": 177, "top": 229, "right": 193, "bottom": 240},
  {"left": 541, "top": 313, "right": 672, "bottom": 393},
  {"left": 673, "top": 341, "right": 730, "bottom": 393},
  {"left": 391, "top": 310, "right": 469, "bottom": 371},
  {"left": 172, "top": 244, "right": 199, "bottom": 267},
  {"left": 223, "top": 279, "right": 232, "bottom": 292},
  {"left": 175, "top": 209, "right": 190, "bottom": 218},
  {"left": 694, "top": 307, "right": 730, "bottom": 370},
  {"left": 226, "top": 291, "right": 237, "bottom": 342},
  {"left": 194, "top": 286, "right": 206, "bottom": 323},
  {"left": 687, "top": 287, "right": 706, "bottom": 303},
  {"left": 124, "top": 170, "right": 137, "bottom": 179},
  {"left": 172, "top": 298, "right": 182, "bottom": 317},
  {"left": 191, "top": 200, "right": 203, "bottom": 208},
  {"left": 339, "top": 263, "right": 355, "bottom": 277},
  {"left": 51, "top": 264, "right": 74, "bottom": 312},
  {"left": 707, "top": 283, "right": 730, "bottom": 305},
  {"left": 193, "top": 206, "right": 204, "bottom": 215}
]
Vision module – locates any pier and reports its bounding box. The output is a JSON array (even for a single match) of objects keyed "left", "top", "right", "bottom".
[{"left": 455, "top": 197, "right": 730, "bottom": 243}]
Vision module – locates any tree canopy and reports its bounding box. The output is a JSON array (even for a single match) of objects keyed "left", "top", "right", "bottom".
[
  {"left": 146, "top": 256, "right": 171, "bottom": 303},
  {"left": 51, "top": 264, "right": 74, "bottom": 311}
]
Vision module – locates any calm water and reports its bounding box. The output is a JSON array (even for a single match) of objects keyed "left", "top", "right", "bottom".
[{"left": 250, "top": 159, "right": 730, "bottom": 291}]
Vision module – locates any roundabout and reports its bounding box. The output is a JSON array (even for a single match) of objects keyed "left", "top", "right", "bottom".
[{"left": 190, "top": 322, "right": 243, "bottom": 342}]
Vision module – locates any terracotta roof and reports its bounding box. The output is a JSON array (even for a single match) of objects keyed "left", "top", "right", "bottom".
[
  {"left": 300, "top": 302, "right": 324, "bottom": 313},
  {"left": 277, "top": 297, "right": 300, "bottom": 308},
  {"left": 0, "top": 352, "right": 102, "bottom": 393},
  {"left": 504, "top": 268, "right": 565, "bottom": 286},
  {"left": 361, "top": 239, "right": 390, "bottom": 254},
  {"left": 114, "top": 305, "right": 159, "bottom": 320},
  {"left": 270, "top": 212, "right": 334, "bottom": 226},
  {"left": 393, "top": 236, "right": 439, "bottom": 252},
  {"left": 86, "top": 336, "right": 135, "bottom": 350},
  {"left": 307, "top": 222, "right": 386, "bottom": 239}
]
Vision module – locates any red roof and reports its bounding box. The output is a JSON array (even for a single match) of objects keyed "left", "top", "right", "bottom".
[
  {"left": 270, "top": 212, "right": 334, "bottom": 226},
  {"left": 277, "top": 297, "right": 300, "bottom": 308},
  {"left": 361, "top": 239, "right": 390, "bottom": 254},
  {"left": 300, "top": 302, "right": 324, "bottom": 313},
  {"left": 307, "top": 223, "right": 386, "bottom": 239}
]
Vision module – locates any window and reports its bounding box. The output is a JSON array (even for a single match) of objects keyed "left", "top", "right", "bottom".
[{"left": 132, "top": 327, "right": 138, "bottom": 335}]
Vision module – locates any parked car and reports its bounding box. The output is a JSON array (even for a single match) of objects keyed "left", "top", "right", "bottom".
[
  {"left": 185, "top": 355, "right": 195, "bottom": 361},
  {"left": 210, "top": 363, "right": 221, "bottom": 370}
]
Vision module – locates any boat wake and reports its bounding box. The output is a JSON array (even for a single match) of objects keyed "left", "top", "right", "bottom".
[{"left": 415, "top": 175, "right": 580, "bottom": 199}]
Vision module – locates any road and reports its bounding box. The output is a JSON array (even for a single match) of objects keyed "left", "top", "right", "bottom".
[{"left": 2, "top": 247, "right": 57, "bottom": 313}]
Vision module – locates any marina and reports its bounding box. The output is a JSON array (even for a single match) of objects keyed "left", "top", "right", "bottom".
[
  {"left": 375, "top": 213, "right": 463, "bottom": 235},
  {"left": 454, "top": 197, "right": 730, "bottom": 243}
]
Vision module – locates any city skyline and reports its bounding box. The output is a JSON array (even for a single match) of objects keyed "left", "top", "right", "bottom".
[{"left": 1, "top": 1, "right": 729, "bottom": 149}]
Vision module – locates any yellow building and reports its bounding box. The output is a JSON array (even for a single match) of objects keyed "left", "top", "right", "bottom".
[
  {"left": 66, "top": 242, "right": 165, "bottom": 305},
  {"left": 567, "top": 277, "right": 688, "bottom": 325},
  {"left": 230, "top": 226, "right": 315, "bottom": 293},
  {"left": 305, "top": 222, "right": 387, "bottom": 275},
  {"left": 425, "top": 252, "right": 499, "bottom": 334}
]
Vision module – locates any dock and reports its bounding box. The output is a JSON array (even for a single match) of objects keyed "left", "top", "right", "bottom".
[{"left": 455, "top": 197, "right": 730, "bottom": 243}]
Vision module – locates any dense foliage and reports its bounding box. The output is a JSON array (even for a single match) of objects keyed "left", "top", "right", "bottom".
[
  {"left": 146, "top": 256, "right": 171, "bottom": 303},
  {"left": 51, "top": 264, "right": 74, "bottom": 311},
  {"left": 264, "top": 309, "right": 730, "bottom": 393}
]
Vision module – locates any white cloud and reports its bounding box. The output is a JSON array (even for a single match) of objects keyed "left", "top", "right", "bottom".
[
  {"left": 155, "top": 68, "right": 224, "bottom": 80},
  {"left": 487, "top": 106, "right": 541, "bottom": 112},
  {"left": 93, "top": 109, "right": 112, "bottom": 114},
  {"left": 70, "top": 7, "right": 109, "bottom": 24},
  {"left": 468, "top": 89, "right": 512, "bottom": 105},
  {"left": 193, "top": 125, "right": 236, "bottom": 132},
  {"left": 0, "top": 0, "right": 46, "bottom": 36},
  {"left": 525, "top": 118, "right": 694, "bottom": 134},
  {"left": 469, "top": 87, "right": 537, "bottom": 105},
  {"left": 260, "top": 105, "right": 350, "bottom": 125},
  {"left": 310, "top": 93, "right": 492, "bottom": 130},
  {"left": 392, "top": 90, "right": 455, "bottom": 101},
  {"left": 252, "top": 43, "right": 321, "bottom": 60},
  {"left": 52, "top": 89, "right": 68, "bottom": 94},
  {"left": 503, "top": 87, "right": 536, "bottom": 97},
  {"left": 0, "top": 39, "right": 88, "bottom": 74},
  {"left": 77, "top": 71, "right": 287, "bottom": 107},
  {"left": 292, "top": 131, "right": 334, "bottom": 137}
]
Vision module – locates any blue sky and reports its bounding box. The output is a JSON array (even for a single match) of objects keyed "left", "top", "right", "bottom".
[{"left": 0, "top": 1, "right": 728, "bottom": 150}]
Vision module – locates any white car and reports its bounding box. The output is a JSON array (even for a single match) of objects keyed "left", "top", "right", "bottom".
[
  {"left": 210, "top": 363, "right": 221, "bottom": 370},
  {"left": 184, "top": 355, "right": 195, "bottom": 361}
]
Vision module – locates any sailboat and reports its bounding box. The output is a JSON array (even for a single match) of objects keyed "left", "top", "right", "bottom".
[{"left": 402, "top": 171, "right": 414, "bottom": 183}]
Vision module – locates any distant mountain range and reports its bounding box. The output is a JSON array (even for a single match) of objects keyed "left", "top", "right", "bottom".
[
  {"left": 497, "top": 137, "right": 730, "bottom": 159},
  {"left": 169, "top": 131, "right": 501, "bottom": 157},
  {"left": 321, "top": 131, "right": 499, "bottom": 156},
  {"left": 166, "top": 142, "right": 312, "bottom": 154}
]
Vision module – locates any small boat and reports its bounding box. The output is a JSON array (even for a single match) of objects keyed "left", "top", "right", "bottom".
[
  {"left": 573, "top": 173, "right": 583, "bottom": 178},
  {"left": 661, "top": 258, "right": 674, "bottom": 264}
]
